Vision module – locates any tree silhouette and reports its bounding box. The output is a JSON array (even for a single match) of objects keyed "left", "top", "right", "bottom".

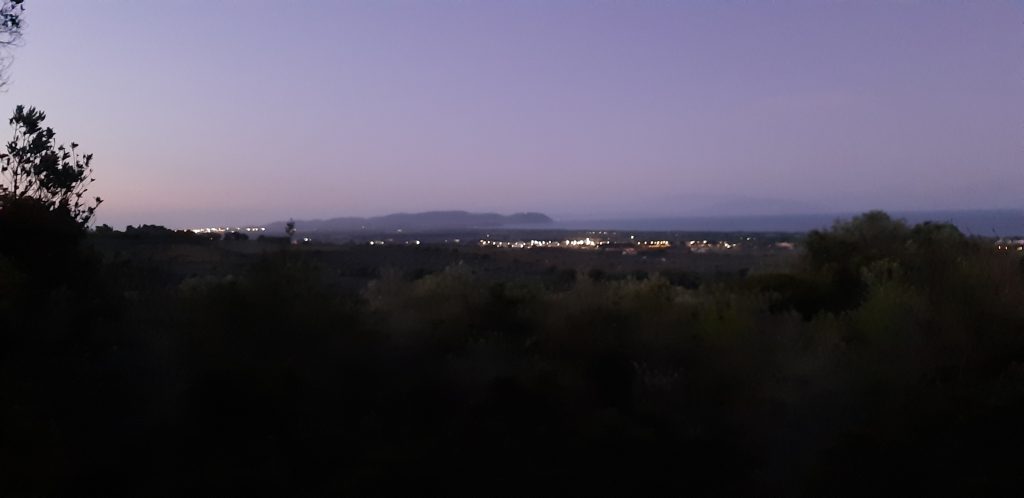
[
  {"left": 0, "top": 105, "right": 102, "bottom": 226},
  {"left": 0, "top": 0, "right": 24, "bottom": 88}
]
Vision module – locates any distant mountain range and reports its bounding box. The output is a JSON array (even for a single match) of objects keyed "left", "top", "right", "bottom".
[
  {"left": 265, "top": 211, "right": 552, "bottom": 234},
  {"left": 262, "top": 209, "right": 1024, "bottom": 237}
]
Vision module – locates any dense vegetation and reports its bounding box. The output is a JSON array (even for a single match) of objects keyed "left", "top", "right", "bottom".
[{"left": 2, "top": 207, "right": 1023, "bottom": 496}]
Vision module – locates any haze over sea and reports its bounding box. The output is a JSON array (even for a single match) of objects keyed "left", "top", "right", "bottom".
[{"left": 554, "top": 210, "right": 1024, "bottom": 236}]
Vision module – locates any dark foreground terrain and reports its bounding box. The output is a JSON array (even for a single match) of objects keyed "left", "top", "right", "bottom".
[{"left": 3, "top": 211, "right": 1024, "bottom": 496}]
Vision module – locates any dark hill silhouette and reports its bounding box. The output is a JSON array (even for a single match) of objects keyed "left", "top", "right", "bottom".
[{"left": 265, "top": 210, "right": 552, "bottom": 233}]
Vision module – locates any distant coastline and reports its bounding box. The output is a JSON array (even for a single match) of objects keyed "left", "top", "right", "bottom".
[
  {"left": 253, "top": 209, "right": 1024, "bottom": 236},
  {"left": 552, "top": 209, "right": 1024, "bottom": 236},
  {"left": 264, "top": 211, "right": 553, "bottom": 234}
]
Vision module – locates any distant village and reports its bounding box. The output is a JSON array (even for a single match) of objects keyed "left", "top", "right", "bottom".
[
  {"left": 114, "top": 224, "right": 1019, "bottom": 256},
  {"left": 176, "top": 224, "right": 799, "bottom": 255}
]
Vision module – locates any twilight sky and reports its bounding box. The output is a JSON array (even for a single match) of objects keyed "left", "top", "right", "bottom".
[{"left": 1, "top": 0, "right": 1021, "bottom": 228}]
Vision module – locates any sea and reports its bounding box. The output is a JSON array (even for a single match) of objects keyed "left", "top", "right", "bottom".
[{"left": 553, "top": 210, "right": 1024, "bottom": 237}]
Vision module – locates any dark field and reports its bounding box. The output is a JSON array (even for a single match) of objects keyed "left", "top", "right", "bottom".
[
  {"left": 91, "top": 232, "right": 797, "bottom": 292},
  {"left": 4, "top": 213, "right": 1024, "bottom": 496}
]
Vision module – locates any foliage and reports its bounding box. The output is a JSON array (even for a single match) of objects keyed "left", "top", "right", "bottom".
[
  {"left": 0, "top": 0, "right": 22, "bottom": 44},
  {"left": 0, "top": 195, "right": 87, "bottom": 281},
  {"left": 0, "top": 105, "right": 102, "bottom": 226},
  {"left": 0, "top": 0, "right": 23, "bottom": 87},
  {"left": 3, "top": 211, "right": 1024, "bottom": 495}
]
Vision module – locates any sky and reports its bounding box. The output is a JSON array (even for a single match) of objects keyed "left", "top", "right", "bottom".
[{"left": 1, "top": 0, "right": 1021, "bottom": 228}]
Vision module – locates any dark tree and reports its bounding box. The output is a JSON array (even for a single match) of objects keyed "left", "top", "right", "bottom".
[
  {"left": 0, "top": 105, "right": 102, "bottom": 227},
  {"left": 0, "top": 0, "right": 24, "bottom": 88}
]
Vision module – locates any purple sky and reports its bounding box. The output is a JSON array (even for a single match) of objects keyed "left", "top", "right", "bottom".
[{"left": 2, "top": 1, "right": 1021, "bottom": 228}]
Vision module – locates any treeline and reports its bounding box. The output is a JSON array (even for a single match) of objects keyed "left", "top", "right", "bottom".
[{"left": 2, "top": 210, "right": 1024, "bottom": 495}]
